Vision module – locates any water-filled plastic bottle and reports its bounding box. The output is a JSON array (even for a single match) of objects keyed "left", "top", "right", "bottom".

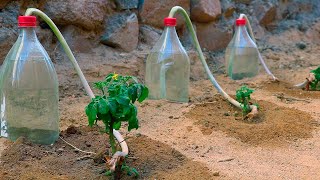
[
  {"left": 145, "top": 17, "right": 190, "bottom": 102},
  {"left": 225, "top": 18, "right": 259, "bottom": 80},
  {"left": 0, "top": 16, "right": 59, "bottom": 144}
]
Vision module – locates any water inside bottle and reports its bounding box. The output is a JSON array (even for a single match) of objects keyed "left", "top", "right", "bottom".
[
  {"left": 2, "top": 88, "right": 59, "bottom": 144},
  {"left": 225, "top": 47, "right": 259, "bottom": 80},
  {"left": 0, "top": 58, "right": 59, "bottom": 144},
  {"left": 146, "top": 52, "right": 189, "bottom": 102}
]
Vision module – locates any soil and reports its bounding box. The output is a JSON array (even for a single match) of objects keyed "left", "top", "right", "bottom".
[
  {"left": 186, "top": 95, "right": 318, "bottom": 146},
  {"left": 0, "top": 126, "right": 216, "bottom": 180},
  {"left": 260, "top": 80, "right": 320, "bottom": 99}
]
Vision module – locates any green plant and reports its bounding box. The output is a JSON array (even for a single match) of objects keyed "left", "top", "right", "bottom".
[
  {"left": 236, "top": 86, "right": 255, "bottom": 116},
  {"left": 85, "top": 73, "right": 148, "bottom": 178},
  {"left": 296, "top": 67, "right": 320, "bottom": 90},
  {"left": 309, "top": 67, "right": 320, "bottom": 90}
]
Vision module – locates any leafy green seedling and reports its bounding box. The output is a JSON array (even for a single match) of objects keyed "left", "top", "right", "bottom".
[
  {"left": 235, "top": 86, "right": 255, "bottom": 117},
  {"left": 85, "top": 73, "right": 148, "bottom": 178},
  {"left": 308, "top": 67, "right": 320, "bottom": 90}
]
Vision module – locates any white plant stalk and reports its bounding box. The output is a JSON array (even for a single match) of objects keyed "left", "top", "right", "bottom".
[
  {"left": 25, "top": 8, "right": 128, "bottom": 170},
  {"left": 169, "top": 6, "right": 258, "bottom": 118},
  {"left": 239, "top": 14, "right": 278, "bottom": 81}
]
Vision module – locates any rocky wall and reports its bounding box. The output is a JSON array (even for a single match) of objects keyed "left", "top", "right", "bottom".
[{"left": 0, "top": 0, "right": 319, "bottom": 92}]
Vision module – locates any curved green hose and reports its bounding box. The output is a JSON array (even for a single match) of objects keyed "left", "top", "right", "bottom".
[
  {"left": 239, "top": 14, "right": 277, "bottom": 81},
  {"left": 168, "top": 6, "right": 257, "bottom": 114},
  {"left": 24, "top": 8, "right": 128, "bottom": 166},
  {"left": 25, "top": 8, "right": 95, "bottom": 98}
]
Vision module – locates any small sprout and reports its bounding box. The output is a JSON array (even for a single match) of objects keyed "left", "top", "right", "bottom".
[{"left": 235, "top": 86, "right": 256, "bottom": 117}]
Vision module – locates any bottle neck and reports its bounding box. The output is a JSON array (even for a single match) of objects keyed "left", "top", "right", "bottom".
[
  {"left": 164, "top": 26, "right": 179, "bottom": 42},
  {"left": 234, "top": 25, "right": 256, "bottom": 46},
  {"left": 164, "top": 26, "right": 178, "bottom": 37},
  {"left": 19, "top": 28, "right": 38, "bottom": 42},
  {"left": 235, "top": 25, "right": 250, "bottom": 38}
]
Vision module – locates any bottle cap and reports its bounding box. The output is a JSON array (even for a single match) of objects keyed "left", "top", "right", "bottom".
[
  {"left": 236, "top": 18, "right": 246, "bottom": 26},
  {"left": 18, "top": 16, "right": 37, "bottom": 27},
  {"left": 164, "top": 17, "right": 176, "bottom": 26}
]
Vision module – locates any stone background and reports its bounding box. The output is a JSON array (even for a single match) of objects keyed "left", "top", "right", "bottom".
[{"left": 0, "top": 0, "right": 319, "bottom": 93}]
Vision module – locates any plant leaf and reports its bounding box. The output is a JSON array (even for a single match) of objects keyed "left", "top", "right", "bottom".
[
  {"left": 128, "top": 106, "right": 138, "bottom": 131},
  {"left": 113, "top": 121, "right": 121, "bottom": 130},
  {"left": 130, "top": 86, "right": 137, "bottom": 103},
  {"left": 116, "top": 95, "right": 130, "bottom": 106},
  {"left": 128, "top": 117, "right": 139, "bottom": 131},
  {"left": 85, "top": 102, "right": 97, "bottom": 127},
  {"left": 98, "top": 98, "right": 109, "bottom": 114},
  {"left": 108, "top": 98, "right": 118, "bottom": 115},
  {"left": 138, "top": 86, "right": 149, "bottom": 103}
]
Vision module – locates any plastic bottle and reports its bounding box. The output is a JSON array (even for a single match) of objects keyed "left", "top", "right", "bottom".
[
  {"left": 0, "top": 16, "right": 59, "bottom": 144},
  {"left": 145, "top": 17, "right": 190, "bottom": 102},
  {"left": 225, "top": 18, "right": 259, "bottom": 80}
]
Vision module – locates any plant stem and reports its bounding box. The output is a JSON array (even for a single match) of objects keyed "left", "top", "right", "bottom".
[
  {"left": 239, "top": 14, "right": 277, "bottom": 81},
  {"left": 168, "top": 6, "right": 258, "bottom": 117},
  {"left": 109, "top": 120, "right": 117, "bottom": 154}
]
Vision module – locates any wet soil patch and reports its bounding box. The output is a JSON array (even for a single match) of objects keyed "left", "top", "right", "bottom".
[
  {"left": 0, "top": 126, "right": 216, "bottom": 180},
  {"left": 261, "top": 80, "right": 320, "bottom": 99},
  {"left": 186, "top": 96, "right": 318, "bottom": 146}
]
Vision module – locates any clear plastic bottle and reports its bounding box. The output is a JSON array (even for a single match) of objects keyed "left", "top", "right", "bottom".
[
  {"left": 145, "top": 17, "right": 190, "bottom": 103},
  {"left": 0, "top": 16, "right": 59, "bottom": 144},
  {"left": 225, "top": 18, "right": 259, "bottom": 80}
]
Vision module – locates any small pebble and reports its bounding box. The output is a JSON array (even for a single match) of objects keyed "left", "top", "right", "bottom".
[
  {"left": 224, "top": 112, "right": 230, "bottom": 116},
  {"left": 213, "top": 172, "right": 220, "bottom": 176},
  {"left": 296, "top": 42, "right": 307, "bottom": 50},
  {"left": 57, "top": 148, "right": 64, "bottom": 153}
]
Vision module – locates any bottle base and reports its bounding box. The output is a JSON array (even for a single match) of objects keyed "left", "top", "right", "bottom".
[
  {"left": 7, "top": 127, "right": 59, "bottom": 145},
  {"left": 229, "top": 72, "right": 258, "bottom": 80}
]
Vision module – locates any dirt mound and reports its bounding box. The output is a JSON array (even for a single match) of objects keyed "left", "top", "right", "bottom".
[
  {"left": 261, "top": 80, "right": 320, "bottom": 99},
  {"left": 186, "top": 96, "right": 318, "bottom": 146},
  {"left": 0, "top": 126, "right": 216, "bottom": 180}
]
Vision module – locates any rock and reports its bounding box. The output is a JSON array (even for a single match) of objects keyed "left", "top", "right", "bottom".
[
  {"left": 43, "top": 0, "right": 112, "bottom": 30},
  {"left": 0, "top": 28, "right": 17, "bottom": 64},
  {"left": 139, "top": 0, "right": 189, "bottom": 28},
  {"left": 93, "top": 148, "right": 107, "bottom": 164},
  {"left": 249, "top": 17, "right": 266, "bottom": 40},
  {"left": 0, "top": 0, "right": 11, "bottom": 9},
  {"left": 66, "top": 125, "right": 78, "bottom": 134},
  {"left": 234, "top": 0, "right": 252, "bottom": 4},
  {"left": 296, "top": 42, "right": 307, "bottom": 50},
  {"left": 180, "top": 23, "right": 197, "bottom": 49},
  {"left": 279, "top": 1, "right": 315, "bottom": 21},
  {"left": 140, "top": 25, "right": 162, "bottom": 47},
  {"left": 189, "top": 51, "right": 207, "bottom": 80},
  {"left": 115, "top": 0, "right": 138, "bottom": 9},
  {"left": 195, "top": 23, "right": 232, "bottom": 51},
  {"left": 0, "top": 2, "right": 20, "bottom": 64},
  {"left": 213, "top": 171, "right": 220, "bottom": 176},
  {"left": 253, "top": 1, "right": 277, "bottom": 26},
  {"left": 56, "top": 148, "right": 64, "bottom": 153},
  {"left": 101, "top": 12, "right": 139, "bottom": 52},
  {"left": 61, "top": 25, "right": 94, "bottom": 53},
  {"left": 221, "top": 0, "right": 236, "bottom": 18},
  {"left": 190, "top": 0, "right": 221, "bottom": 23},
  {"left": 36, "top": 28, "right": 53, "bottom": 50}
]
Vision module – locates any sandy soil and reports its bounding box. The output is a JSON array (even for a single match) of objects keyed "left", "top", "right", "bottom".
[{"left": 1, "top": 20, "right": 320, "bottom": 179}]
